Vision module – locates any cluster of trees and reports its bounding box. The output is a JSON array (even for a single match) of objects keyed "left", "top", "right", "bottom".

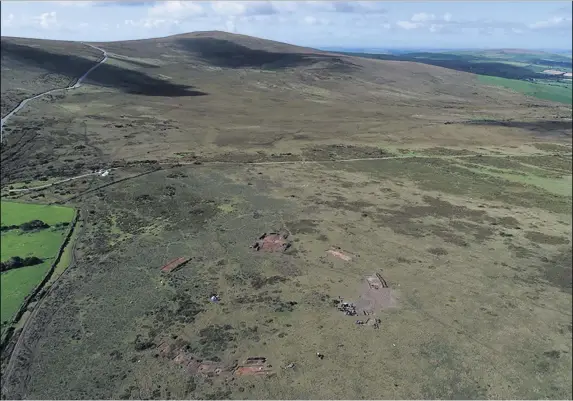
[
  {"left": 1, "top": 219, "right": 50, "bottom": 232},
  {"left": 1, "top": 256, "right": 43, "bottom": 272}
]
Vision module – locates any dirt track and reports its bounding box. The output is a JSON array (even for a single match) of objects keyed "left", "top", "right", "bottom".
[{"left": 1, "top": 43, "right": 107, "bottom": 141}]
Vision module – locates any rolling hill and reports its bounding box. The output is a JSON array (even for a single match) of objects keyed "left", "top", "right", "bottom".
[
  {"left": 1, "top": 31, "right": 571, "bottom": 185},
  {"left": 1, "top": 31, "right": 571, "bottom": 400}
]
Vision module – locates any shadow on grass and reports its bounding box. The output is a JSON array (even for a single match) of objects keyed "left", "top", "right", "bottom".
[
  {"left": 465, "top": 119, "right": 572, "bottom": 137},
  {"left": 341, "top": 51, "right": 550, "bottom": 80},
  {"left": 1, "top": 40, "right": 208, "bottom": 97},
  {"left": 174, "top": 37, "right": 357, "bottom": 72}
]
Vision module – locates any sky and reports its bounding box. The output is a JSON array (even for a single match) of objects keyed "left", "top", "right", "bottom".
[{"left": 1, "top": 1, "right": 572, "bottom": 50}]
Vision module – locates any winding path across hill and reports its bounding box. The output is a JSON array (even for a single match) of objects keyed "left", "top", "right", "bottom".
[{"left": 0, "top": 44, "right": 107, "bottom": 142}]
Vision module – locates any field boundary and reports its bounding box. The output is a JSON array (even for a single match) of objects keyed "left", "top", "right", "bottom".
[
  {"left": 0, "top": 209, "right": 80, "bottom": 353},
  {"left": 2, "top": 152, "right": 570, "bottom": 200}
]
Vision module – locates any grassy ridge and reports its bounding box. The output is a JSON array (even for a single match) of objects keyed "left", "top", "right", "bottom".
[
  {"left": 477, "top": 75, "right": 573, "bottom": 104},
  {"left": 0, "top": 201, "right": 75, "bottom": 327}
]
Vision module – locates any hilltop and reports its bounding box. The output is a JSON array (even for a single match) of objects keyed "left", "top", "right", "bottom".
[{"left": 1, "top": 31, "right": 570, "bottom": 183}]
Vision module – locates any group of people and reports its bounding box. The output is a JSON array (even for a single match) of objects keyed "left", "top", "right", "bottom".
[
  {"left": 336, "top": 299, "right": 357, "bottom": 316},
  {"left": 334, "top": 297, "right": 381, "bottom": 329}
]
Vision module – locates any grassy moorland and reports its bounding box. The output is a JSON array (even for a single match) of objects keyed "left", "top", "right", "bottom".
[
  {"left": 0, "top": 32, "right": 571, "bottom": 400},
  {"left": 340, "top": 49, "right": 573, "bottom": 104}
]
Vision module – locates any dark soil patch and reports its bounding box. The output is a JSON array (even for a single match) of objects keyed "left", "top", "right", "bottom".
[
  {"left": 463, "top": 156, "right": 529, "bottom": 171},
  {"left": 421, "top": 196, "right": 493, "bottom": 222},
  {"left": 274, "top": 259, "right": 301, "bottom": 277},
  {"left": 419, "top": 341, "right": 487, "bottom": 400},
  {"left": 234, "top": 293, "right": 298, "bottom": 313},
  {"left": 302, "top": 144, "right": 392, "bottom": 161},
  {"left": 525, "top": 231, "right": 570, "bottom": 245},
  {"left": 531, "top": 143, "right": 571, "bottom": 153},
  {"left": 514, "top": 155, "right": 572, "bottom": 173},
  {"left": 427, "top": 247, "right": 449, "bottom": 256},
  {"left": 250, "top": 275, "right": 288, "bottom": 290},
  {"left": 197, "top": 324, "right": 235, "bottom": 359},
  {"left": 146, "top": 295, "right": 205, "bottom": 339},
  {"left": 418, "top": 147, "right": 478, "bottom": 156},
  {"left": 133, "top": 335, "right": 155, "bottom": 351},
  {"left": 286, "top": 219, "right": 319, "bottom": 234},
  {"left": 339, "top": 158, "right": 571, "bottom": 214},
  {"left": 322, "top": 196, "right": 376, "bottom": 212},
  {"left": 541, "top": 248, "right": 572, "bottom": 294},
  {"left": 375, "top": 196, "right": 492, "bottom": 246},
  {"left": 507, "top": 243, "right": 536, "bottom": 259},
  {"left": 450, "top": 221, "right": 494, "bottom": 242},
  {"left": 495, "top": 216, "right": 521, "bottom": 228}
]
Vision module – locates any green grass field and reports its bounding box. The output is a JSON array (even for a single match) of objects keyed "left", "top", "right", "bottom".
[
  {"left": 1, "top": 201, "right": 75, "bottom": 328},
  {"left": 1, "top": 264, "right": 51, "bottom": 325},
  {"left": 478, "top": 75, "right": 573, "bottom": 104},
  {"left": 1, "top": 201, "right": 74, "bottom": 226}
]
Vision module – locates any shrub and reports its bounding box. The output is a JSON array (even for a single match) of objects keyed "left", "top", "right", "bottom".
[
  {"left": 1, "top": 256, "right": 44, "bottom": 272},
  {"left": 19, "top": 220, "right": 50, "bottom": 231}
]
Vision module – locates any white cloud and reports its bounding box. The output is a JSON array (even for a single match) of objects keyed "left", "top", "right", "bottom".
[
  {"left": 397, "top": 12, "right": 455, "bottom": 31},
  {"left": 125, "top": 18, "right": 179, "bottom": 29},
  {"left": 225, "top": 17, "right": 236, "bottom": 33},
  {"left": 211, "top": 2, "right": 249, "bottom": 16},
  {"left": 34, "top": 11, "right": 59, "bottom": 29},
  {"left": 48, "top": 1, "right": 95, "bottom": 7},
  {"left": 148, "top": 1, "right": 204, "bottom": 18},
  {"left": 529, "top": 16, "right": 572, "bottom": 30},
  {"left": 303, "top": 15, "right": 329, "bottom": 26},
  {"left": 0, "top": 1, "right": 569, "bottom": 48},
  {"left": 411, "top": 13, "right": 435, "bottom": 22},
  {"left": 2, "top": 13, "right": 15, "bottom": 27},
  {"left": 396, "top": 20, "right": 420, "bottom": 30},
  {"left": 212, "top": 1, "right": 278, "bottom": 16},
  {"left": 303, "top": 15, "right": 317, "bottom": 25},
  {"left": 429, "top": 24, "right": 444, "bottom": 33},
  {"left": 304, "top": 1, "right": 385, "bottom": 14},
  {"left": 395, "top": 11, "right": 541, "bottom": 36}
]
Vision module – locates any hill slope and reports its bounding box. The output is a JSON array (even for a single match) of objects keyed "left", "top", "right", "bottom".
[
  {"left": 1, "top": 31, "right": 571, "bottom": 184},
  {"left": 1, "top": 37, "right": 102, "bottom": 117}
]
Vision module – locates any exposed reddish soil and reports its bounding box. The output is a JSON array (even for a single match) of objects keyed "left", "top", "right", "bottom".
[
  {"left": 251, "top": 233, "right": 291, "bottom": 252},
  {"left": 157, "top": 341, "right": 232, "bottom": 377},
  {"left": 355, "top": 274, "right": 397, "bottom": 314},
  {"left": 326, "top": 247, "right": 354, "bottom": 261},
  {"left": 160, "top": 257, "right": 190, "bottom": 273},
  {"left": 235, "top": 366, "right": 274, "bottom": 376},
  {"left": 234, "top": 357, "right": 274, "bottom": 376}
]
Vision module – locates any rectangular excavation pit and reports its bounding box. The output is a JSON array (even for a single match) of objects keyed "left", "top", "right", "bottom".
[
  {"left": 251, "top": 233, "right": 291, "bottom": 252},
  {"left": 160, "top": 257, "right": 190, "bottom": 273}
]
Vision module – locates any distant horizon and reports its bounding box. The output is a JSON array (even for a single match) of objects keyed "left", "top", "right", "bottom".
[
  {"left": 1, "top": 30, "right": 572, "bottom": 56},
  {"left": 1, "top": 1, "right": 571, "bottom": 49},
  {"left": 319, "top": 46, "right": 573, "bottom": 53}
]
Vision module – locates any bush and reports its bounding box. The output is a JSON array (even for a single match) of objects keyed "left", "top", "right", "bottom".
[
  {"left": 1, "top": 256, "right": 44, "bottom": 272},
  {"left": 19, "top": 220, "right": 50, "bottom": 231},
  {"left": 0, "top": 224, "right": 19, "bottom": 232}
]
